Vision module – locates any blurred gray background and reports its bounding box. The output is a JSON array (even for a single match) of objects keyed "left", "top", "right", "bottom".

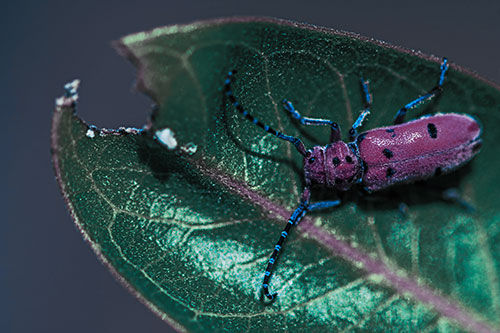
[{"left": 3, "top": 0, "right": 499, "bottom": 332}]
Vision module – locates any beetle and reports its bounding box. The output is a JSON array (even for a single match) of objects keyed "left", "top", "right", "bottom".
[{"left": 223, "top": 58, "right": 482, "bottom": 300}]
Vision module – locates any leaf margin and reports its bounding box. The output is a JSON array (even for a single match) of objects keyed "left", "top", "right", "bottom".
[{"left": 51, "top": 17, "right": 500, "bottom": 332}]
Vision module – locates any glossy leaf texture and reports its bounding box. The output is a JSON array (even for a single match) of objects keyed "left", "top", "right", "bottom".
[{"left": 52, "top": 18, "right": 500, "bottom": 332}]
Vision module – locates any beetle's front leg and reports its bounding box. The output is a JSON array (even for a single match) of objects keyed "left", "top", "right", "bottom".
[{"left": 261, "top": 188, "right": 340, "bottom": 301}]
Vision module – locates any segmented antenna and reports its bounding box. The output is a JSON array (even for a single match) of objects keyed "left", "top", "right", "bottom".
[{"left": 224, "top": 71, "right": 307, "bottom": 156}]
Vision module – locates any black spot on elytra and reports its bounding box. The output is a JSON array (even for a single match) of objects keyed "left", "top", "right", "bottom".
[
  {"left": 356, "top": 133, "right": 367, "bottom": 143},
  {"left": 332, "top": 157, "right": 340, "bottom": 166},
  {"left": 386, "top": 168, "right": 395, "bottom": 177},
  {"left": 382, "top": 148, "right": 393, "bottom": 159},
  {"left": 435, "top": 167, "right": 442, "bottom": 176},
  {"left": 345, "top": 156, "right": 353, "bottom": 163},
  {"left": 361, "top": 159, "right": 368, "bottom": 173},
  {"left": 427, "top": 123, "right": 438, "bottom": 139},
  {"left": 386, "top": 128, "right": 396, "bottom": 138}
]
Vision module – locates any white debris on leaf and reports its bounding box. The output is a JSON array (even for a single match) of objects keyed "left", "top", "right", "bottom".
[
  {"left": 86, "top": 129, "right": 95, "bottom": 138},
  {"left": 64, "top": 79, "right": 80, "bottom": 98},
  {"left": 155, "top": 128, "right": 178, "bottom": 150},
  {"left": 55, "top": 96, "right": 66, "bottom": 107},
  {"left": 85, "top": 125, "right": 98, "bottom": 138},
  {"left": 180, "top": 142, "right": 198, "bottom": 155},
  {"left": 117, "top": 126, "right": 143, "bottom": 134},
  {"left": 124, "top": 127, "right": 138, "bottom": 134},
  {"left": 56, "top": 79, "right": 80, "bottom": 108}
]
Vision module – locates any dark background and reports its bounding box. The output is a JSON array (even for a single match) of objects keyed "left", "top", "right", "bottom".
[{"left": 3, "top": 1, "right": 499, "bottom": 332}]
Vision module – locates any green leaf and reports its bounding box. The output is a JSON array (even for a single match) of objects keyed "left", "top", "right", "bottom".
[{"left": 52, "top": 18, "right": 500, "bottom": 331}]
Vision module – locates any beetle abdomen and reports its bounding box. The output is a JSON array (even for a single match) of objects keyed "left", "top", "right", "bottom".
[{"left": 358, "top": 113, "right": 482, "bottom": 192}]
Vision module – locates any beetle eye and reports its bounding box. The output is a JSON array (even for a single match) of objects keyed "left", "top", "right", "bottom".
[{"left": 308, "top": 157, "right": 316, "bottom": 163}]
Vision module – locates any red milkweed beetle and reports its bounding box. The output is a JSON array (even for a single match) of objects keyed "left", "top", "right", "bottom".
[{"left": 224, "top": 58, "right": 482, "bottom": 300}]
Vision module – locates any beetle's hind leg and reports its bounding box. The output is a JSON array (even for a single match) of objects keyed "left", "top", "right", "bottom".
[
  {"left": 393, "top": 58, "right": 449, "bottom": 124},
  {"left": 349, "top": 78, "right": 372, "bottom": 141},
  {"left": 442, "top": 188, "right": 475, "bottom": 212}
]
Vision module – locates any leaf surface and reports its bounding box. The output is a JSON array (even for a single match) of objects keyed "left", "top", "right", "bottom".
[{"left": 52, "top": 17, "right": 500, "bottom": 332}]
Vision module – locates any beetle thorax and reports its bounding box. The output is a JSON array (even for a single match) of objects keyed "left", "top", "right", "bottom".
[{"left": 304, "top": 142, "right": 361, "bottom": 190}]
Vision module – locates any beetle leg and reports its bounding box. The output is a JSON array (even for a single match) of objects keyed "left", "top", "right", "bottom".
[
  {"left": 394, "top": 58, "right": 449, "bottom": 124},
  {"left": 282, "top": 99, "right": 342, "bottom": 143},
  {"left": 261, "top": 188, "right": 340, "bottom": 301},
  {"left": 349, "top": 78, "right": 372, "bottom": 141},
  {"left": 442, "top": 188, "right": 475, "bottom": 212}
]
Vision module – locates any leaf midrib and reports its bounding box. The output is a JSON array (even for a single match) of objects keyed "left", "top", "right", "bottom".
[{"left": 188, "top": 154, "right": 497, "bottom": 332}]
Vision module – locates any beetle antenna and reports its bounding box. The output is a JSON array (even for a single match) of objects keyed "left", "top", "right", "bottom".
[{"left": 224, "top": 71, "right": 306, "bottom": 156}]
